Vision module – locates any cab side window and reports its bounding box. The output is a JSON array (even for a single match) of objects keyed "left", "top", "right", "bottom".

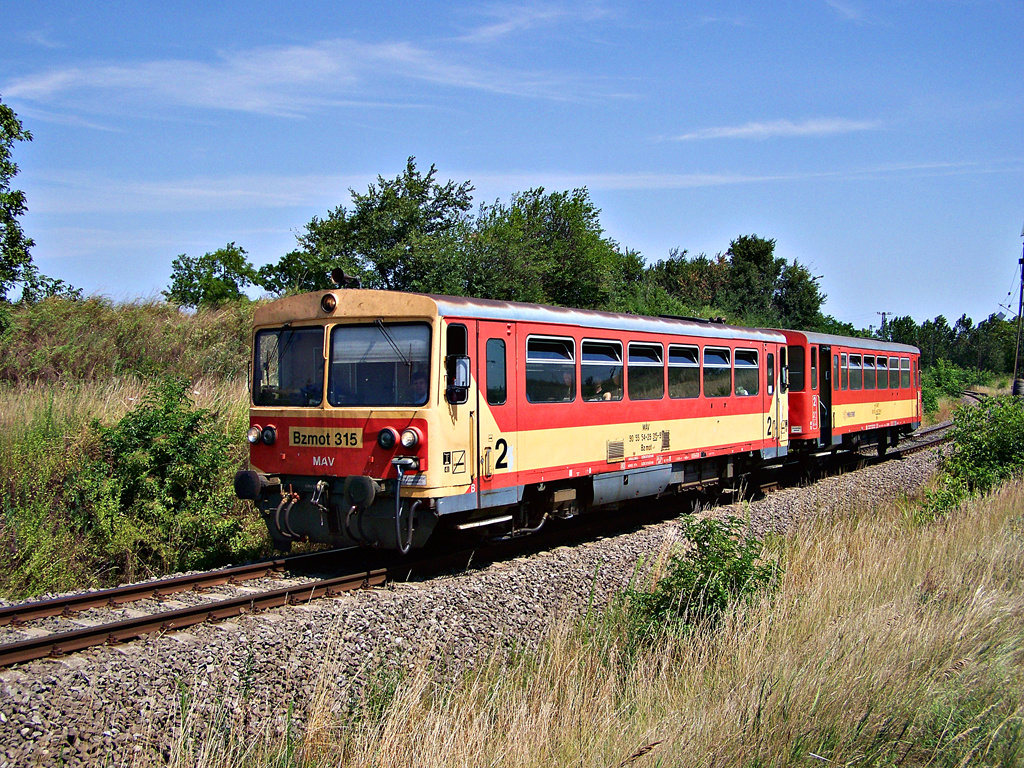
[{"left": 486, "top": 338, "right": 506, "bottom": 405}]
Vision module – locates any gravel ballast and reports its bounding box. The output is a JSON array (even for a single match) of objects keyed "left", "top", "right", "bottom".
[{"left": 0, "top": 449, "right": 941, "bottom": 766}]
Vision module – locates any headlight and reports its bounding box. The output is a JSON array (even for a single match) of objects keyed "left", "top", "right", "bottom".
[
  {"left": 261, "top": 426, "right": 277, "bottom": 446},
  {"left": 320, "top": 293, "right": 338, "bottom": 313},
  {"left": 400, "top": 427, "right": 421, "bottom": 449},
  {"left": 377, "top": 427, "right": 398, "bottom": 450},
  {"left": 247, "top": 426, "right": 262, "bottom": 444}
]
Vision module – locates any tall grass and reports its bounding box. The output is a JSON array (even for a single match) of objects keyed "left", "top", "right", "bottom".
[
  {"left": 0, "top": 377, "right": 265, "bottom": 597},
  {"left": 171, "top": 476, "right": 1024, "bottom": 767},
  {"left": 0, "top": 297, "right": 264, "bottom": 597},
  {"left": 0, "top": 297, "right": 253, "bottom": 384}
]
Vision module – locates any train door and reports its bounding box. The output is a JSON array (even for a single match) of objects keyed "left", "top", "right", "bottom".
[
  {"left": 819, "top": 344, "right": 832, "bottom": 447},
  {"left": 775, "top": 343, "right": 788, "bottom": 451},
  {"left": 476, "top": 321, "right": 519, "bottom": 509},
  {"left": 764, "top": 343, "right": 781, "bottom": 454},
  {"left": 444, "top": 321, "right": 475, "bottom": 494}
]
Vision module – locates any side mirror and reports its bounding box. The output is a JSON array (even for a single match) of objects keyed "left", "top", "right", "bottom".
[
  {"left": 445, "top": 355, "right": 470, "bottom": 405},
  {"left": 780, "top": 368, "right": 789, "bottom": 392}
]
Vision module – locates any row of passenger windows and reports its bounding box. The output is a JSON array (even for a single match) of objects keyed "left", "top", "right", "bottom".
[
  {"left": 485, "top": 336, "right": 768, "bottom": 406},
  {"left": 836, "top": 353, "right": 912, "bottom": 391},
  {"left": 788, "top": 346, "right": 913, "bottom": 392}
]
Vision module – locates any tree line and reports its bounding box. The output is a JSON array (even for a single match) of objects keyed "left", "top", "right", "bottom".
[
  {"left": 2, "top": 96, "right": 1019, "bottom": 376},
  {"left": 163, "top": 156, "right": 830, "bottom": 331}
]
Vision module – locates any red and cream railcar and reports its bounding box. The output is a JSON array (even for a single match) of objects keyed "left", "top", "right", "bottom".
[
  {"left": 235, "top": 289, "right": 789, "bottom": 552},
  {"left": 780, "top": 330, "right": 921, "bottom": 454}
]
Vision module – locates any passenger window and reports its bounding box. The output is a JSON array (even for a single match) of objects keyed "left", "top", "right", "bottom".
[
  {"left": 863, "top": 356, "right": 875, "bottom": 390},
  {"left": 833, "top": 355, "right": 839, "bottom": 391},
  {"left": 767, "top": 352, "right": 775, "bottom": 396},
  {"left": 810, "top": 347, "right": 818, "bottom": 390},
  {"left": 668, "top": 345, "right": 699, "bottom": 399},
  {"left": 789, "top": 346, "right": 806, "bottom": 391},
  {"left": 877, "top": 358, "right": 888, "bottom": 389},
  {"left": 849, "top": 355, "right": 862, "bottom": 390},
  {"left": 901, "top": 358, "right": 911, "bottom": 388},
  {"left": 525, "top": 336, "right": 575, "bottom": 403},
  {"left": 582, "top": 340, "right": 623, "bottom": 401},
  {"left": 628, "top": 343, "right": 664, "bottom": 400},
  {"left": 734, "top": 349, "right": 759, "bottom": 397},
  {"left": 704, "top": 347, "right": 731, "bottom": 398},
  {"left": 486, "top": 338, "right": 506, "bottom": 405},
  {"left": 890, "top": 357, "right": 900, "bottom": 389},
  {"left": 841, "top": 353, "right": 849, "bottom": 390}
]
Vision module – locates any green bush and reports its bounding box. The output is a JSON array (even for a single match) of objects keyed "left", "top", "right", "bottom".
[
  {"left": 921, "top": 359, "right": 992, "bottom": 414},
  {"left": 624, "top": 515, "right": 781, "bottom": 642},
  {"left": 924, "top": 395, "right": 1024, "bottom": 517},
  {"left": 0, "top": 378, "right": 265, "bottom": 597},
  {"left": 85, "top": 377, "right": 257, "bottom": 580}
]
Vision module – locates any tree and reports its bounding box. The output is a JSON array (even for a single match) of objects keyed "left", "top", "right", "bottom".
[
  {"left": 881, "top": 315, "right": 919, "bottom": 346},
  {"left": 773, "top": 261, "right": 825, "bottom": 329},
  {"left": 348, "top": 158, "right": 473, "bottom": 291},
  {"left": 163, "top": 242, "right": 257, "bottom": 308},
  {"left": 0, "top": 96, "right": 35, "bottom": 299},
  {"left": 724, "top": 234, "right": 785, "bottom": 322},
  {"left": 648, "top": 248, "right": 730, "bottom": 313},
  {"left": 461, "top": 187, "right": 629, "bottom": 309},
  {"left": 256, "top": 249, "right": 339, "bottom": 296},
  {"left": 17, "top": 262, "right": 83, "bottom": 303},
  {"left": 276, "top": 157, "right": 473, "bottom": 295}
]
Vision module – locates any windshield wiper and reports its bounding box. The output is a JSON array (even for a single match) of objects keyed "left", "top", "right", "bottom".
[{"left": 374, "top": 319, "right": 412, "bottom": 369}]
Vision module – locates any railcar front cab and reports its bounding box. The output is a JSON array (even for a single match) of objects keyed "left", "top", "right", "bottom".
[{"left": 234, "top": 288, "right": 469, "bottom": 553}]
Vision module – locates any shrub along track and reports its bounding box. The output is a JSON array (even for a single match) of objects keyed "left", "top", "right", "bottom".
[{"left": 0, "top": 423, "right": 951, "bottom": 669}]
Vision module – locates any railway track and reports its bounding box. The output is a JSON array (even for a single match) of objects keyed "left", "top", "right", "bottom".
[
  {"left": 0, "top": 427, "right": 954, "bottom": 669},
  {"left": 0, "top": 548, "right": 353, "bottom": 628}
]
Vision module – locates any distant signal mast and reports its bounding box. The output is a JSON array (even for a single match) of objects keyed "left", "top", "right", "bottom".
[{"left": 1013, "top": 222, "right": 1024, "bottom": 395}]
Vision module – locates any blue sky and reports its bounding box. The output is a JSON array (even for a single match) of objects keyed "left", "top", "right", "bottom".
[{"left": 3, "top": 1, "right": 1023, "bottom": 328}]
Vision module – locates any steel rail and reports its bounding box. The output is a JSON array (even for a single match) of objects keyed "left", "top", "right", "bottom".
[
  {"left": 895, "top": 431, "right": 952, "bottom": 457},
  {"left": 0, "top": 569, "right": 385, "bottom": 668},
  {"left": 0, "top": 548, "right": 351, "bottom": 627}
]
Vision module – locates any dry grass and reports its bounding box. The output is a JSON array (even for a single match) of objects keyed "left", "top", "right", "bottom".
[
  {"left": 0, "top": 376, "right": 247, "bottom": 439},
  {"left": 172, "top": 476, "right": 1024, "bottom": 767},
  {"left": 924, "top": 394, "right": 960, "bottom": 426}
]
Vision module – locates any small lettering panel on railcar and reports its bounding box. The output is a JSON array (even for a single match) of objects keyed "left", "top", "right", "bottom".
[{"left": 289, "top": 427, "right": 363, "bottom": 448}]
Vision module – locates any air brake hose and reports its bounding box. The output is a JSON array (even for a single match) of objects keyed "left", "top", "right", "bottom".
[{"left": 392, "top": 458, "right": 418, "bottom": 554}]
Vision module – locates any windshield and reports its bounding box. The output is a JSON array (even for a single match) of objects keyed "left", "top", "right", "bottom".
[
  {"left": 328, "top": 323, "right": 432, "bottom": 407},
  {"left": 253, "top": 326, "right": 325, "bottom": 406}
]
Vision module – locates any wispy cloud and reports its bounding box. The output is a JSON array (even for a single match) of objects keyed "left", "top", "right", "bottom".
[
  {"left": 28, "top": 170, "right": 376, "bottom": 214},
  {"left": 672, "top": 118, "right": 883, "bottom": 141},
  {"left": 20, "top": 29, "right": 65, "bottom": 49},
  {"left": 695, "top": 15, "right": 750, "bottom": 28},
  {"left": 4, "top": 35, "right": 616, "bottom": 119},
  {"left": 31, "top": 157, "right": 1010, "bottom": 217},
  {"left": 825, "top": 0, "right": 865, "bottom": 22},
  {"left": 457, "top": 4, "right": 574, "bottom": 43}
]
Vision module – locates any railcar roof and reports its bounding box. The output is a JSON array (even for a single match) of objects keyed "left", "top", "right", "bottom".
[
  {"left": 427, "top": 293, "right": 785, "bottom": 343},
  {"left": 778, "top": 328, "right": 920, "bottom": 355}
]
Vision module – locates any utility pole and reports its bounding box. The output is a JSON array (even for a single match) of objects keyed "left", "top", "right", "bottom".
[
  {"left": 1014, "top": 223, "right": 1024, "bottom": 395},
  {"left": 876, "top": 311, "right": 893, "bottom": 338}
]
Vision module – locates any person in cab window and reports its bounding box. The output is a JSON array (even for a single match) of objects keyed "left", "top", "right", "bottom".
[{"left": 411, "top": 369, "right": 428, "bottom": 405}]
